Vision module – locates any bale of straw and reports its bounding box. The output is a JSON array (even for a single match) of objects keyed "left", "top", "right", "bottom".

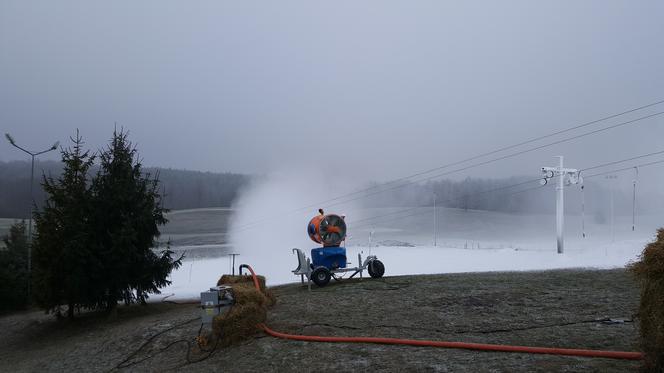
[
  {"left": 212, "top": 279, "right": 275, "bottom": 346},
  {"left": 628, "top": 228, "right": 664, "bottom": 372},
  {"left": 212, "top": 301, "right": 267, "bottom": 346},
  {"left": 230, "top": 282, "right": 268, "bottom": 307},
  {"left": 217, "top": 274, "right": 276, "bottom": 306},
  {"left": 218, "top": 274, "right": 267, "bottom": 292}
]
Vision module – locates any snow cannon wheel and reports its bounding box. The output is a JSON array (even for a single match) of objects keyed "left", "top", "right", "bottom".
[
  {"left": 312, "top": 267, "right": 331, "bottom": 287},
  {"left": 368, "top": 260, "right": 385, "bottom": 278}
]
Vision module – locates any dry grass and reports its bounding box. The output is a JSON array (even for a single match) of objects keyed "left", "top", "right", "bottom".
[
  {"left": 218, "top": 274, "right": 267, "bottom": 292},
  {"left": 212, "top": 275, "right": 276, "bottom": 346},
  {"left": 217, "top": 274, "right": 276, "bottom": 306},
  {"left": 628, "top": 228, "right": 664, "bottom": 372},
  {"left": 0, "top": 269, "right": 640, "bottom": 372}
]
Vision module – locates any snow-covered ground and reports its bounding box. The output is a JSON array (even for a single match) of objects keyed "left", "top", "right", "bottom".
[
  {"left": 161, "top": 240, "right": 646, "bottom": 300},
  {"left": 159, "top": 207, "right": 661, "bottom": 300}
]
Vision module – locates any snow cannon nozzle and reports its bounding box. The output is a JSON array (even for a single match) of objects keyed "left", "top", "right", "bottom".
[{"left": 307, "top": 211, "right": 347, "bottom": 247}]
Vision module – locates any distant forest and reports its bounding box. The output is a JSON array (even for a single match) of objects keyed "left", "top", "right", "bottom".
[
  {"left": 360, "top": 176, "right": 625, "bottom": 220},
  {"left": 0, "top": 160, "right": 250, "bottom": 218},
  {"left": 1, "top": 160, "right": 634, "bottom": 221}
]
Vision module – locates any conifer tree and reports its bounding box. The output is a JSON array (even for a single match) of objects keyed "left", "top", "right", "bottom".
[
  {"left": 0, "top": 221, "right": 29, "bottom": 311},
  {"left": 91, "top": 129, "right": 181, "bottom": 308},
  {"left": 32, "top": 131, "right": 98, "bottom": 318}
]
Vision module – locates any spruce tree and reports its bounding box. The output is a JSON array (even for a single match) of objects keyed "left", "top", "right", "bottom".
[
  {"left": 32, "top": 131, "right": 98, "bottom": 318},
  {"left": 91, "top": 129, "right": 181, "bottom": 308},
  {"left": 0, "top": 221, "right": 29, "bottom": 311}
]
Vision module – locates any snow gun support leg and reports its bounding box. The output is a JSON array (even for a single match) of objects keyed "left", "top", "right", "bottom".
[
  {"left": 348, "top": 253, "right": 379, "bottom": 279},
  {"left": 292, "top": 248, "right": 312, "bottom": 291}
]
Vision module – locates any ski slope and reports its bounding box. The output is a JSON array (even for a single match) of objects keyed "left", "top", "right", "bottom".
[{"left": 159, "top": 207, "right": 658, "bottom": 299}]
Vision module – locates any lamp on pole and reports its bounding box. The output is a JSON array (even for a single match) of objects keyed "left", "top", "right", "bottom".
[{"left": 5, "top": 133, "right": 59, "bottom": 298}]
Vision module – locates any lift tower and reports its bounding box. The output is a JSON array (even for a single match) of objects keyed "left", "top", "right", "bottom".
[{"left": 540, "top": 156, "right": 581, "bottom": 254}]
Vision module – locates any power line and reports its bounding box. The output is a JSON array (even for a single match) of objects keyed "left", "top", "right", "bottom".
[
  {"left": 583, "top": 158, "right": 664, "bottom": 179},
  {"left": 351, "top": 158, "right": 664, "bottom": 239},
  {"left": 348, "top": 177, "right": 546, "bottom": 226},
  {"left": 580, "top": 149, "right": 664, "bottom": 172},
  {"left": 348, "top": 150, "right": 664, "bottom": 230},
  {"left": 296, "top": 99, "right": 664, "bottom": 210},
  {"left": 352, "top": 184, "right": 550, "bottom": 231},
  {"left": 321, "top": 111, "right": 664, "bottom": 210},
  {"left": 232, "top": 105, "right": 664, "bottom": 232}
]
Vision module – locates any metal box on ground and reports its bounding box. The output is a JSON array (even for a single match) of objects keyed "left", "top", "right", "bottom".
[{"left": 200, "top": 285, "right": 234, "bottom": 324}]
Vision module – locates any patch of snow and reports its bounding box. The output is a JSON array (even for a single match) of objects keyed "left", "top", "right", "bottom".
[{"left": 160, "top": 238, "right": 646, "bottom": 300}]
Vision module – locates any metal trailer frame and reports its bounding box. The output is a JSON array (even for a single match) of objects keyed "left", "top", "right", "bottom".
[{"left": 291, "top": 248, "right": 383, "bottom": 289}]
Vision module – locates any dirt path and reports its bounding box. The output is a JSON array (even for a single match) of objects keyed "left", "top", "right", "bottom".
[{"left": 0, "top": 269, "right": 641, "bottom": 372}]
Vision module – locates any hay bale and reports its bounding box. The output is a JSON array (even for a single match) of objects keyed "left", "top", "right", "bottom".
[
  {"left": 212, "top": 280, "right": 274, "bottom": 346},
  {"left": 231, "top": 282, "right": 268, "bottom": 307},
  {"left": 628, "top": 228, "right": 664, "bottom": 372},
  {"left": 212, "top": 301, "right": 267, "bottom": 346},
  {"left": 218, "top": 274, "right": 267, "bottom": 292},
  {"left": 218, "top": 274, "right": 276, "bottom": 306}
]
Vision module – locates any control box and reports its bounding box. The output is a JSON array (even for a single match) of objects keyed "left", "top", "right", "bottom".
[{"left": 200, "top": 285, "right": 234, "bottom": 324}]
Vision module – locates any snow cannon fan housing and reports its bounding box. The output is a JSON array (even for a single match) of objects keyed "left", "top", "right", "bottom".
[
  {"left": 308, "top": 213, "right": 347, "bottom": 270},
  {"left": 308, "top": 214, "right": 347, "bottom": 247}
]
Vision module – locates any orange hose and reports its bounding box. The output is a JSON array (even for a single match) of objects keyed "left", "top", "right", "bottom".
[
  {"left": 259, "top": 324, "right": 642, "bottom": 360},
  {"left": 240, "top": 264, "right": 643, "bottom": 361},
  {"left": 239, "top": 264, "right": 261, "bottom": 291}
]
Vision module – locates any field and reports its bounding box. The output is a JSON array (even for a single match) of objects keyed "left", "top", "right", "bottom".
[
  {"left": 0, "top": 207, "right": 656, "bottom": 371},
  {"left": 158, "top": 207, "right": 660, "bottom": 298},
  {"left": 0, "top": 269, "right": 641, "bottom": 372},
  {"left": 0, "top": 218, "right": 19, "bottom": 248}
]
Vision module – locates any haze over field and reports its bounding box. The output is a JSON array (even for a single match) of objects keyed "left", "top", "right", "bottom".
[
  {"left": 4, "top": 5, "right": 664, "bottom": 373},
  {"left": 160, "top": 206, "right": 660, "bottom": 298},
  {"left": 2, "top": 1, "right": 664, "bottom": 182},
  {"left": 2, "top": 2, "right": 664, "bottom": 297}
]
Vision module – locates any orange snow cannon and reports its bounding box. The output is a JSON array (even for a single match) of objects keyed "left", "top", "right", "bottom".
[{"left": 307, "top": 213, "right": 347, "bottom": 247}]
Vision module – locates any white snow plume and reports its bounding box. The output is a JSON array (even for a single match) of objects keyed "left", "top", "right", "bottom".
[{"left": 227, "top": 165, "right": 363, "bottom": 279}]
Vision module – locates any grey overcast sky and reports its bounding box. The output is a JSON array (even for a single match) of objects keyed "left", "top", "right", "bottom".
[{"left": 1, "top": 1, "right": 663, "bottom": 184}]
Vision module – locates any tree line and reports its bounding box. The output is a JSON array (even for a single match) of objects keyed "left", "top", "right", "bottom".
[
  {"left": 0, "top": 160, "right": 249, "bottom": 218},
  {"left": 3, "top": 159, "right": 630, "bottom": 221},
  {"left": 359, "top": 176, "right": 623, "bottom": 220}
]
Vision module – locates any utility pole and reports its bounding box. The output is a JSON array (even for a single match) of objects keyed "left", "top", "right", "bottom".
[
  {"left": 581, "top": 184, "right": 586, "bottom": 238},
  {"left": 606, "top": 175, "right": 618, "bottom": 242},
  {"left": 632, "top": 167, "right": 638, "bottom": 232},
  {"left": 5, "top": 133, "right": 59, "bottom": 301},
  {"left": 540, "top": 156, "right": 581, "bottom": 254},
  {"left": 433, "top": 191, "right": 437, "bottom": 247}
]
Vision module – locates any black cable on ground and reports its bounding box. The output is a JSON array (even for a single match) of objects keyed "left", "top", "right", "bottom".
[
  {"left": 111, "top": 317, "right": 199, "bottom": 371},
  {"left": 176, "top": 336, "right": 221, "bottom": 368}
]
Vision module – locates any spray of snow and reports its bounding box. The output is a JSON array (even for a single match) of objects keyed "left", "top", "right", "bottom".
[{"left": 224, "top": 165, "right": 363, "bottom": 280}]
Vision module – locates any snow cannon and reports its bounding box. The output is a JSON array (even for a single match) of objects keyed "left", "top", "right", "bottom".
[
  {"left": 293, "top": 210, "right": 385, "bottom": 287},
  {"left": 307, "top": 213, "right": 347, "bottom": 247}
]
